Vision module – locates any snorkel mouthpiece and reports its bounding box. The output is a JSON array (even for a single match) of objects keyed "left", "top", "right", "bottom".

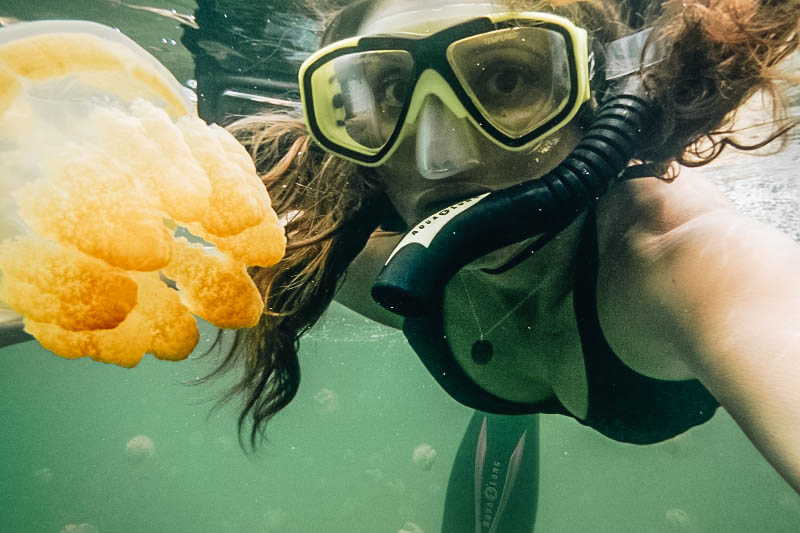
[{"left": 371, "top": 93, "right": 655, "bottom": 317}]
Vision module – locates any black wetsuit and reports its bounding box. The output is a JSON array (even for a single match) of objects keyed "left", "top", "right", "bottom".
[
  {"left": 407, "top": 208, "right": 719, "bottom": 532},
  {"left": 404, "top": 207, "right": 719, "bottom": 445}
]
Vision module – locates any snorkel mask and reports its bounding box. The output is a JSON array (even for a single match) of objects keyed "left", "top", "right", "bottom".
[
  {"left": 299, "top": 12, "right": 591, "bottom": 170},
  {"left": 299, "top": 10, "right": 662, "bottom": 317}
]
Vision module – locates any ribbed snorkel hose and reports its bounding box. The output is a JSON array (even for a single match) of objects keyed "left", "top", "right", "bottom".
[{"left": 371, "top": 93, "right": 656, "bottom": 317}]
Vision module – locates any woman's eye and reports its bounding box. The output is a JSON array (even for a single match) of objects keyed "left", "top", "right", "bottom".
[
  {"left": 482, "top": 67, "right": 530, "bottom": 99},
  {"left": 379, "top": 79, "right": 407, "bottom": 107},
  {"left": 490, "top": 69, "right": 521, "bottom": 94}
]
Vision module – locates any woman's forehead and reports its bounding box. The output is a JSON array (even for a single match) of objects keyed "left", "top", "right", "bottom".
[{"left": 356, "top": 1, "right": 500, "bottom": 36}]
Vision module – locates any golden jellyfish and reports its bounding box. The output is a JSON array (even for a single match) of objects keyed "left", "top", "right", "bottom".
[{"left": 0, "top": 21, "right": 285, "bottom": 367}]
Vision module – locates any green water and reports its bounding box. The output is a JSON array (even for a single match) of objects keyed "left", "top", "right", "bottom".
[{"left": 1, "top": 2, "right": 800, "bottom": 532}]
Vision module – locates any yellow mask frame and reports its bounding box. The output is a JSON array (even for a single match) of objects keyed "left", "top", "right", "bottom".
[{"left": 299, "top": 11, "right": 591, "bottom": 166}]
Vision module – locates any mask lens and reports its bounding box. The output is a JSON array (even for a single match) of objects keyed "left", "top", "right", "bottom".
[
  {"left": 309, "top": 50, "right": 414, "bottom": 154},
  {"left": 448, "top": 26, "right": 572, "bottom": 139}
]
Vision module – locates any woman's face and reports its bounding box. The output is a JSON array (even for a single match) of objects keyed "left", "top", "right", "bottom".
[{"left": 355, "top": 0, "right": 584, "bottom": 226}]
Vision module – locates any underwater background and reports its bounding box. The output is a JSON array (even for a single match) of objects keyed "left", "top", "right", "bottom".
[{"left": 1, "top": 1, "right": 799, "bottom": 532}]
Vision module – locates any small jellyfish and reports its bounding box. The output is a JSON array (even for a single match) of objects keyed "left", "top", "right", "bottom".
[
  {"left": 367, "top": 451, "right": 384, "bottom": 466},
  {"left": 33, "top": 467, "right": 53, "bottom": 484},
  {"left": 263, "top": 508, "right": 289, "bottom": 532},
  {"left": 188, "top": 430, "right": 205, "bottom": 448},
  {"left": 217, "top": 520, "right": 241, "bottom": 533},
  {"left": 313, "top": 477, "right": 330, "bottom": 492},
  {"left": 60, "top": 524, "right": 99, "bottom": 533},
  {"left": 214, "top": 435, "right": 234, "bottom": 452},
  {"left": 386, "top": 478, "right": 406, "bottom": 494},
  {"left": 661, "top": 432, "right": 694, "bottom": 456},
  {"left": 411, "top": 443, "right": 437, "bottom": 471},
  {"left": 124, "top": 434, "right": 155, "bottom": 464},
  {"left": 397, "top": 505, "right": 415, "bottom": 518},
  {"left": 777, "top": 492, "right": 800, "bottom": 514},
  {"left": 664, "top": 508, "right": 692, "bottom": 531},
  {"left": 398, "top": 521, "right": 424, "bottom": 533},
  {"left": 313, "top": 388, "right": 339, "bottom": 414},
  {"left": 341, "top": 498, "right": 365, "bottom": 517},
  {"left": 356, "top": 390, "right": 372, "bottom": 403},
  {"left": 364, "top": 468, "right": 384, "bottom": 482}
]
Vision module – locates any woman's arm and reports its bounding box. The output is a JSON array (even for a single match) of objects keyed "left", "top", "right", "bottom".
[
  {"left": 335, "top": 231, "right": 405, "bottom": 329},
  {"left": 643, "top": 212, "right": 800, "bottom": 492},
  {"left": 599, "top": 177, "right": 800, "bottom": 492}
]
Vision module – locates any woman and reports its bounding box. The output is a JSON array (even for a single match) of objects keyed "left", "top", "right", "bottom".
[{"left": 205, "top": 0, "right": 800, "bottom": 529}]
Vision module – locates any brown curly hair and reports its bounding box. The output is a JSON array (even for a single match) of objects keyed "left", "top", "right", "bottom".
[{"left": 204, "top": 0, "right": 800, "bottom": 450}]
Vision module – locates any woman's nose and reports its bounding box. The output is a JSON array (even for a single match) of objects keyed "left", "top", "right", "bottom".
[{"left": 415, "top": 95, "right": 481, "bottom": 180}]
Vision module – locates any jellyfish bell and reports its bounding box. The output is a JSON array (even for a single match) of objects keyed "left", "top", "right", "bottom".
[
  {"left": 33, "top": 467, "right": 53, "bottom": 484},
  {"left": 664, "top": 508, "right": 692, "bottom": 531},
  {"left": 124, "top": 434, "right": 155, "bottom": 464},
  {"left": 660, "top": 431, "right": 694, "bottom": 456},
  {"left": 398, "top": 522, "right": 424, "bottom": 533},
  {"left": 364, "top": 468, "right": 384, "bottom": 482},
  {"left": 777, "top": 492, "right": 800, "bottom": 514},
  {"left": 263, "top": 508, "right": 290, "bottom": 532},
  {"left": 386, "top": 478, "right": 407, "bottom": 494},
  {"left": 60, "top": 523, "right": 99, "bottom": 533},
  {"left": 313, "top": 388, "right": 340, "bottom": 414},
  {"left": 0, "top": 20, "right": 191, "bottom": 115},
  {"left": 411, "top": 443, "right": 437, "bottom": 471},
  {"left": 0, "top": 20, "right": 286, "bottom": 367}
]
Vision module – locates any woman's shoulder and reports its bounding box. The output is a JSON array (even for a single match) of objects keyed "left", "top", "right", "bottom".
[
  {"left": 592, "top": 168, "right": 741, "bottom": 380},
  {"left": 596, "top": 168, "right": 737, "bottom": 245},
  {"left": 594, "top": 162, "right": 800, "bottom": 396}
]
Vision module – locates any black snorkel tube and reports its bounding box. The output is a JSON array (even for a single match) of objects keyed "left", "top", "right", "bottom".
[
  {"left": 371, "top": 29, "right": 662, "bottom": 317},
  {"left": 371, "top": 92, "right": 655, "bottom": 317}
]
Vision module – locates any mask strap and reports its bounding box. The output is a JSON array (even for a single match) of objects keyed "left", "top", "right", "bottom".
[{"left": 603, "top": 27, "right": 665, "bottom": 81}]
